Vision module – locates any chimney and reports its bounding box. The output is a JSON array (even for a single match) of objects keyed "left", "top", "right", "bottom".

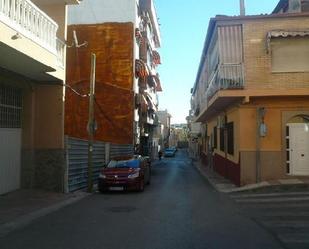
[{"left": 240, "top": 0, "right": 246, "bottom": 16}]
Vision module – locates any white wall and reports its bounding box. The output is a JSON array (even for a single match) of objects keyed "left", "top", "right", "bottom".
[{"left": 68, "top": 0, "right": 137, "bottom": 25}]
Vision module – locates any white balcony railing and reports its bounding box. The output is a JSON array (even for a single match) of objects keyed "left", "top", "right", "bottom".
[
  {"left": 0, "top": 0, "right": 64, "bottom": 66},
  {"left": 56, "top": 38, "right": 65, "bottom": 68},
  {"left": 206, "top": 63, "right": 244, "bottom": 100}
]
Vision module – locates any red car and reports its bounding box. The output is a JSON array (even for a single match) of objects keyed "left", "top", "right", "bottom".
[{"left": 98, "top": 156, "right": 151, "bottom": 192}]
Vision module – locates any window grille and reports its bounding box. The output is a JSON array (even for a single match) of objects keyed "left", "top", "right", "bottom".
[
  {"left": 0, "top": 86, "right": 22, "bottom": 128},
  {"left": 227, "top": 122, "right": 234, "bottom": 155}
]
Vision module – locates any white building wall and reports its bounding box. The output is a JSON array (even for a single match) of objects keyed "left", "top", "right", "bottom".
[{"left": 68, "top": 0, "right": 137, "bottom": 25}]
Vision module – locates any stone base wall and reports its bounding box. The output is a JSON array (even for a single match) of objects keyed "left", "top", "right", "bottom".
[
  {"left": 213, "top": 153, "right": 241, "bottom": 186},
  {"left": 21, "top": 149, "right": 66, "bottom": 192}
]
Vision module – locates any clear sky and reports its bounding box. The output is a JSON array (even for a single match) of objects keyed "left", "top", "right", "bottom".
[{"left": 155, "top": 0, "right": 279, "bottom": 124}]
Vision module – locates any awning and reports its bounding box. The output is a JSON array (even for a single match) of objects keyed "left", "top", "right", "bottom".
[
  {"left": 135, "top": 59, "right": 149, "bottom": 79},
  {"left": 152, "top": 50, "right": 161, "bottom": 65},
  {"left": 145, "top": 93, "right": 157, "bottom": 111},
  {"left": 266, "top": 30, "right": 309, "bottom": 53},
  {"left": 140, "top": 94, "right": 148, "bottom": 114},
  {"left": 153, "top": 74, "right": 162, "bottom": 92}
]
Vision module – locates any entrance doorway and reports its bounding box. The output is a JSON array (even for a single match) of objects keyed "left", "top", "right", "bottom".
[{"left": 286, "top": 116, "right": 309, "bottom": 176}]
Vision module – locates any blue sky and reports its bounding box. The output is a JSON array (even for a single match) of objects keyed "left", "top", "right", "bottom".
[{"left": 155, "top": 0, "right": 279, "bottom": 124}]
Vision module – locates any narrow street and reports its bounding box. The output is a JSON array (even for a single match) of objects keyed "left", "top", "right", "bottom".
[{"left": 0, "top": 150, "right": 283, "bottom": 249}]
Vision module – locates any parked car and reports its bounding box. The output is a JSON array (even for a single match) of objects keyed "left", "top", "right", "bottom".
[
  {"left": 164, "top": 148, "right": 176, "bottom": 157},
  {"left": 98, "top": 155, "right": 151, "bottom": 193},
  {"left": 171, "top": 146, "right": 177, "bottom": 152}
]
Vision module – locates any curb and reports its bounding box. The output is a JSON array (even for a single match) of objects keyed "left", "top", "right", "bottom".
[{"left": 0, "top": 192, "right": 90, "bottom": 238}]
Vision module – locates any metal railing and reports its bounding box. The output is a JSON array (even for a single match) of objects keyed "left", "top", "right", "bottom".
[
  {"left": 56, "top": 38, "right": 65, "bottom": 67},
  {"left": 0, "top": 0, "right": 63, "bottom": 63},
  {"left": 206, "top": 63, "right": 244, "bottom": 100}
]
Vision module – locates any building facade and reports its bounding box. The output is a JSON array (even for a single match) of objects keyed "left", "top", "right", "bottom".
[
  {"left": 190, "top": 1, "right": 309, "bottom": 186},
  {"left": 0, "top": 0, "right": 80, "bottom": 194},
  {"left": 66, "top": 0, "right": 162, "bottom": 157},
  {"left": 157, "top": 110, "right": 171, "bottom": 149}
]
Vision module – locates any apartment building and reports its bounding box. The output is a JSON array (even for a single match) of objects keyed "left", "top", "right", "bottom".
[
  {"left": 0, "top": 0, "right": 80, "bottom": 194},
  {"left": 65, "top": 0, "right": 162, "bottom": 157},
  {"left": 190, "top": 0, "right": 309, "bottom": 186},
  {"left": 157, "top": 110, "right": 171, "bottom": 148}
]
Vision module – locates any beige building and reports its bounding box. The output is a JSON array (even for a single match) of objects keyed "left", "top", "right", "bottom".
[
  {"left": 0, "top": 0, "right": 80, "bottom": 194},
  {"left": 190, "top": 0, "right": 309, "bottom": 186},
  {"left": 157, "top": 110, "right": 171, "bottom": 148}
]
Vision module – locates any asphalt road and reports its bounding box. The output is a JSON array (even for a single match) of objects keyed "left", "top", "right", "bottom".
[
  {"left": 0, "top": 150, "right": 284, "bottom": 249},
  {"left": 229, "top": 188, "right": 309, "bottom": 249}
]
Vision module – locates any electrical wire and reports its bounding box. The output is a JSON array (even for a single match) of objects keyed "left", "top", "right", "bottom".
[{"left": 64, "top": 84, "right": 89, "bottom": 98}]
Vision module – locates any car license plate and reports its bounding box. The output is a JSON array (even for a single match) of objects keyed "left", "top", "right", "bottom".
[{"left": 109, "top": 186, "right": 124, "bottom": 191}]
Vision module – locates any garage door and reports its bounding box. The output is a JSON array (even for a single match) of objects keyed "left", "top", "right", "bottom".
[{"left": 0, "top": 86, "right": 22, "bottom": 195}]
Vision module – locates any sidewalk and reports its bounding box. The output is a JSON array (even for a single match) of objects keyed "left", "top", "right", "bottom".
[
  {"left": 194, "top": 160, "right": 309, "bottom": 193},
  {"left": 0, "top": 189, "right": 89, "bottom": 237}
]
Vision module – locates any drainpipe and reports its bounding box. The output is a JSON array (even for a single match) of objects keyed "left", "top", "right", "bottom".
[
  {"left": 256, "top": 107, "right": 266, "bottom": 183},
  {"left": 256, "top": 108, "right": 261, "bottom": 183}
]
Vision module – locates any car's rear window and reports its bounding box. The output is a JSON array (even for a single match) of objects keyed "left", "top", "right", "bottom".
[{"left": 107, "top": 159, "right": 140, "bottom": 168}]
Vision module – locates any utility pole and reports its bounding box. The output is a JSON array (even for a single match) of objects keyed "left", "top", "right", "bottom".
[{"left": 87, "top": 53, "right": 96, "bottom": 193}]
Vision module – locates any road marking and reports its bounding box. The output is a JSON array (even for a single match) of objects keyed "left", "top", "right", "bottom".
[
  {"left": 230, "top": 191, "right": 309, "bottom": 199},
  {"left": 234, "top": 196, "right": 309, "bottom": 203},
  {"left": 262, "top": 220, "right": 309, "bottom": 228}
]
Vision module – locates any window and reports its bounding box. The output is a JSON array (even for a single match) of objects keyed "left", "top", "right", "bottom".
[
  {"left": 0, "top": 86, "right": 22, "bottom": 128},
  {"left": 227, "top": 122, "right": 234, "bottom": 155},
  {"left": 271, "top": 37, "right": 309, "bottom": 73},
  {"left": 220, "top": 128, "right": 225, "bottom": 152},
  {"left": 213, "top": 126, "right": 217, "bottom": 149}
]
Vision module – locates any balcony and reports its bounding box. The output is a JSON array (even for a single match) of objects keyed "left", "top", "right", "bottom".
[
  {"left": 196, "top": 63, "right": 244, "bottom": 122},
  {"left": 0, "top": 0, "right": 65, "bottom": 79},
  {"left": 206, "top": 63, "right": 244, "bottom": 100}
]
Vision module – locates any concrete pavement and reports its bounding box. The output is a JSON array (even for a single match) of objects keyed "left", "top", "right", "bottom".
[{"left": 0, "top": 189, "right": 89, "bottom": 238}]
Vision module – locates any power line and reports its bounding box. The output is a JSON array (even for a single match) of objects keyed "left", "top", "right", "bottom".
[{"left": 64, "top": 84, "right": 89, "bottom": 98}]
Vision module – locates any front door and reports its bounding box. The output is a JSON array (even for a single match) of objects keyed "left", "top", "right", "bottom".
[{"left": 288, "top": 123, "right": 309, "bottom": 175}]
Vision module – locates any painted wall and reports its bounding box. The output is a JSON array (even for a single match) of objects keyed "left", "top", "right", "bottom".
[
  {"left": 239, "top": 97, "right": 309, "bottom": 185},
  {"left": 68, "top": 0, "right": 137, "bottom": 25},
  {"left": 65, "top": 23, "right": 135, "bottom": 144},
  {"left": 204, "top": 97, "right": 309, "bottom": 185}
]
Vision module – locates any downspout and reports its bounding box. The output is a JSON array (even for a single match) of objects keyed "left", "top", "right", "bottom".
[
  {"left": 256, "top": 107, "right": 266, "bottom": 183},
  {"left": 256, "top": 108, "right": 261, "bottom": 183}
]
